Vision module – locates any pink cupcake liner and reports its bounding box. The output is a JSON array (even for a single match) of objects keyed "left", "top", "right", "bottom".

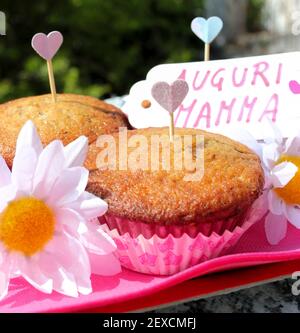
[
  {"left": 99, "top": 209, "right": 249, "bottom": 239},
  {"left": 99, "top": 196, "right": 267, "bottom": 276}
]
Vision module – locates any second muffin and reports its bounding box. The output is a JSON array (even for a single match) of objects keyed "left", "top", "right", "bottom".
[
  {"left": 0, "top": 93, "right": 129, "bottom": 168},
  {"left": 86, "top": 127, "right": 265, "bottom": 275}
]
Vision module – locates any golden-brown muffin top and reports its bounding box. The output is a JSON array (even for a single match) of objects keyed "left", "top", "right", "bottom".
[
  {"left": 0, "top": 93, "right": 129, "bottom": 168},
  {"left": 86, "top": 127, "right": 264, "bottom": 225}
]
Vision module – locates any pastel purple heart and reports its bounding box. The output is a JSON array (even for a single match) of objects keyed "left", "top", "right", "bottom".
[
  {"left": 31, "top": 31, "right": 63, "bottom": 60},
  {"left": 151, "top": 80, "right": 189, "bottom": 113},
  {"left": 289, "top": 80, "right": 300, "bottom": 94}
]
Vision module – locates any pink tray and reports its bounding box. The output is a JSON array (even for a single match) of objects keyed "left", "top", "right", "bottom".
[{"left": 1, "top": 215, "right": 300, "bottom": 313}]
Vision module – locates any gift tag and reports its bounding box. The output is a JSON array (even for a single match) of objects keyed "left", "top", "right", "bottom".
[{"left": 123, "top": 52, "right": 300, "bottom": 140}]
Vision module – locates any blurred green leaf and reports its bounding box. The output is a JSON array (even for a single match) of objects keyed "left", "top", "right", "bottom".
[{"left": 0, "top": 0, "right": 263, "bottom": 103}]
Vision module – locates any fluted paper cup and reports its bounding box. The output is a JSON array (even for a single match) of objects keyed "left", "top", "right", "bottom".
[{"left": 99, "top": 197, "right": 266, "bottom": 275}]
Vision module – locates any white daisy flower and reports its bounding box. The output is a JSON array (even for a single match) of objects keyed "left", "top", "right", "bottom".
[
  {"left": 0, "top": 121, "right": 120, "bottom": 301},
  {"left": 261, "top": 123, "right": 300, "bottom": 245},
  {"left": 223, "top": 122, "right": 300, "bottom": 245}
]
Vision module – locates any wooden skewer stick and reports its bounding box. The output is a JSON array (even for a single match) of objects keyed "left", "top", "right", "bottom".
[
  {"left": 47, "top": 60, "right": 57, "bottom": 103},
  {"left": 169, "top": 112, "right": 175, "bottom": 143},
  {"left": 204, "top": 43, "right": 210, "bottom": 62}
]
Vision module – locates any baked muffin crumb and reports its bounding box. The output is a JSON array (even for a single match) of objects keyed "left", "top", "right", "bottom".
[
  {"left": 0, "top": 93, "right": 129, "bottom": 168},
  {"left": 86, "top": 127, "right": 264, "bottom": 225}
]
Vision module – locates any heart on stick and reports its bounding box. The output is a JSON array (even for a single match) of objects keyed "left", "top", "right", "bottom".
[
  {"left": 151, "top": 80, "right": 189, "bottom": 114},
  {"left": 191, "top": 16, "right": 223, "bottom": 44},
  {"left": 31, "top": 31, "right": 63, "bottom": 61},
  {"left": 289, "top": 80, "right": 300, "bottom": 94}
]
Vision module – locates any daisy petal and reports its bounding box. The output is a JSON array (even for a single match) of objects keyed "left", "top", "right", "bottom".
[
  {"left": 0, "top": 252, "right": 10, "bottom": 301},
  {"left": 77, "top": 279, "right": 92, "bottom": 295},
  {"left": 67, "top": 192, "right": 108, "bottom": 219},
  {"left": 15, "top": 120, "right": 43, "bottom": 157},
  {"left": 46, "top": 231, "right": 92, "bottom": 296},
  {"left": 268, "top": 190, "right": 284, "bottom": 215},
  {"left": 285, "top": 135, "right": 300, "bottom": 156},
  {"left": 265, "top": 212, "right": 287, "bottom": 245},
  {"left": 8, "top": 251, "right": 24, "bottom": 278},
  {"left": 0, "top": 245, "right": 5, "bottom": 266},
  {"left": 56, "top": 208, "right": 88, "bottom": 236},
  {"left": 263, "top": 118, "right": 283, "bottom": 145},
  {"left": 19, "top": 256, "right": 53, "bottom": 294},
  {"left": 76, "top": 268, "right": 92, "bottom": 295},
  {"left": 262, "top": 142, "right": 280, "bottom": 169},
  {"left": 264, "top": 173, "right": 273, "bottom": 190},
  {"left": 89, "top": 252, "right": 121, "bottom": 276},
  {"left": 53, "top": 267, "right": 78, "bottom": 297},
  {"left": 11, "top": 146, "right": 37, "bottom": 193},
  {"left": 38, "top": 252, "right": 78, "bottom": 297},
  {"left": 222, "top": 127, "right": 262, "bottom": 158},
  {"left": 270, "top": 162, "right": 297, "bottom": 188},
  {"left": 0, "top": 184, "right": 17, "bottom": 211},
  {"left": 0, "top": 155, "right": 11, "bottom": 187},
  {"left": 47, "top": 167, "right": 88, "bottom": 207},
  {"left": 82, "top": 219, "right": 117, "bottom": 255},
  {"left": 60, "top": 233, "right": 92, "bottom": 295},
  {"left": 45, "top": 233, "right": 77, "bottom": 270},
  {"left": 64, "top": 136, "right": 88, "bottom": 168},
  {"left": 284, "top": 205, "right": 300, "bottom": 229},
  {"left": 33, "top": 141, "right": 65, "bottom": 199}
]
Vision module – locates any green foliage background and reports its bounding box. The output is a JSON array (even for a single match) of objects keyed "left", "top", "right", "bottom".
[{"left": 0, "top": 0, "right": 262, "bottom": 102}]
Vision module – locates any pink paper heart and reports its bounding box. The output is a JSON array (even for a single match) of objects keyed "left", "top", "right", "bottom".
[
  {"left": 31, "top": 31, "right": 63, "bottom": 60},
  {"left": 289, "top": 80, "right": 300, "bottom": 94},
  {"left": 151, "top": 80, "right": 189, "bottom": 113}
]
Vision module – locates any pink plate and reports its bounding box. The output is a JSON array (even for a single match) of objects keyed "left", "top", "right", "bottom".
[{"left": 1, "top": 215, "right": 300, "bottom": 313}]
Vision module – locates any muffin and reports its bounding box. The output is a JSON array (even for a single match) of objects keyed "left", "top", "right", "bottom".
[
  {"left": 86, "top": 127, "right": 265, "bottom": 275},
  {"left": 0, "top": 93, "right": 129, "bottom": 168}
]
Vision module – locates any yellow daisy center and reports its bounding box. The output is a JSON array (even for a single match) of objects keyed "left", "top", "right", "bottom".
[
  {"left": 274, "top": 155, "right": 300, "bottom": 205},
  {"left": 0, "top": 197, "right": 55, "bottom": 256}
]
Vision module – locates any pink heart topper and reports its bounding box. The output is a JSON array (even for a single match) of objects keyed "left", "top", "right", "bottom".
[
  {"left": 289, "top": 80, "right": 300, "bottom": 94},
  {"left": 31, "top": 31, "right": 63, "bottom": 61},
  {"left": 151, "top": 80, "right": 189, "bottom": 113}
]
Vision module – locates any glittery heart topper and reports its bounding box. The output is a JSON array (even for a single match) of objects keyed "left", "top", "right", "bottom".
[
  {"left": 31, "top": 31, "right": 64, "bottom": 102},
  {"left": 151, "top": 80, "right": 189, "bottom": 141}
]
